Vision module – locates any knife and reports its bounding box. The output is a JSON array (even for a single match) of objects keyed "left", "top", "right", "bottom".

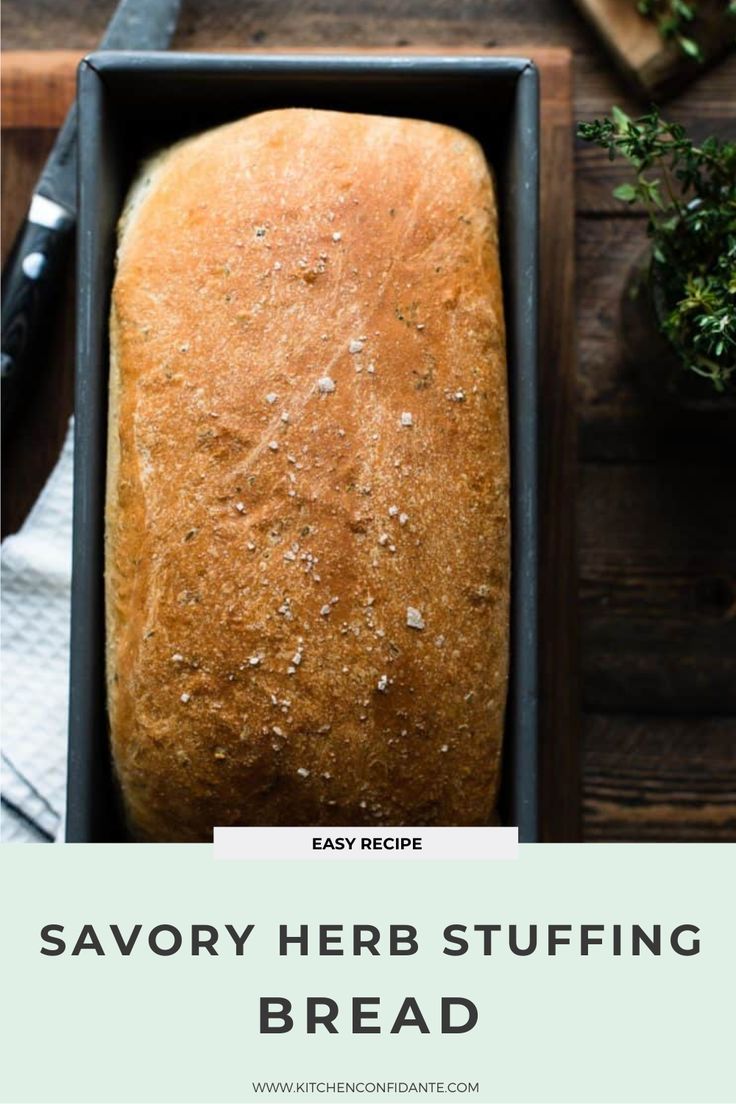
[{"left": 1, "top": 0, "right": 181, "bottom": 432}]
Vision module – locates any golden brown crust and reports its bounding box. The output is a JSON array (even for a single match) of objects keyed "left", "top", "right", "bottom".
[{"left": 106, "top": 108, "right": 509, "bottom": 841}]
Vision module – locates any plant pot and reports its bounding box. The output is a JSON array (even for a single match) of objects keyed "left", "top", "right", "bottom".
[{"left": 621, "top": 246, "right": 736, "bottom": 413}]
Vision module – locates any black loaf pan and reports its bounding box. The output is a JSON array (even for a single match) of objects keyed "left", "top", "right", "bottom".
[{"left": 68, "top": 53, "right": 539, "bottom": 842}]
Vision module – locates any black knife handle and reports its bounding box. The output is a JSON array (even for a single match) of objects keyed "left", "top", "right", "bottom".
[{"left": 1, "top": 214, "right": 74, "bottom": 430}]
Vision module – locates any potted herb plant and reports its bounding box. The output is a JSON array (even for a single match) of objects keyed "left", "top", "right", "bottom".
[{"left": 579, "top": 107, "right": 735, "bottom": 406}]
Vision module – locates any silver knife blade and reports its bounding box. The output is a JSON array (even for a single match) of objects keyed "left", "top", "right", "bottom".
[{"left": 34, "top": 0, "right": 181, "bottom": 221}]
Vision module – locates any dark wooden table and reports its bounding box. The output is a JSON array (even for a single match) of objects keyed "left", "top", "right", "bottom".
[{"left": 3, "top": 0, "right": 735, "bottom": 841}]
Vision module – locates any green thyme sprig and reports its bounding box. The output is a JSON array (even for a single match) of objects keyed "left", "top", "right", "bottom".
[
  {"left": 638, "top": 0, "right": 703, "bottom": 60},
  {"left": 578, "top": 108, "right": 736, "bottom": 392},
  {"left": 637, "top": 0, "right": 736, "bottom": 61}
]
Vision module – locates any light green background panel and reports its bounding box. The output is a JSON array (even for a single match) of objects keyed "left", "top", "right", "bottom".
[{"left": 0, "top": 845, "right": 734, "bottom": 1104}]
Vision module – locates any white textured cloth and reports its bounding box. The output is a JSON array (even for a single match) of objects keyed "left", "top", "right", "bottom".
[{"left": 0, "top": 420, "right": 74, "bottom": 842}]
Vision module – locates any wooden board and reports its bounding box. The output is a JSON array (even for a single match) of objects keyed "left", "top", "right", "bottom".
[
  {"left": 0, "top": 47, "right": 580, "bottom": 841},
  {"left": 3, "top": 3, "right": 735, "bottom": 845},
  {"left": 572, "top": 0, "right": 735, "bottom": 100},
  {"left": 584, "top": 715, "right": 736, "bottom": 840}
]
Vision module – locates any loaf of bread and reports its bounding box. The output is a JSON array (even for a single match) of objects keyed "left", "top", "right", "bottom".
[{"left": 106, "top": 108, "right": 509, "bottom": 841}]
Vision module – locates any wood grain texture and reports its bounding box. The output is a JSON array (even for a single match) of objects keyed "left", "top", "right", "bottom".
[
  {"left": 572, "top": 0, "right": 735, "bottom": 100},
  {"left": 538, "top": 53, "right": 581, "bottom": 842},
  {"left": 0, "top": 46, "right": 574, "bottom": 129},
  {"left": 2, "top": 0, "right": 734, "bottom": 841},
  {"left": 583, "top": 714, "right": 736, "bottom": 840},
  {"left": 0, "top": 51, "right": 77, "bottom": 128},
  {"left": 580, "top": 463, "right": 736, "bottom": 714},
  {"left": 574, "top": 0, "right": 668, "bottom": 72},
  {"left": 0, "top": 43, "right": 580, "bottom": 841},
  {"left": 0, "top": 0, "right": 594, "bottom": 52}
]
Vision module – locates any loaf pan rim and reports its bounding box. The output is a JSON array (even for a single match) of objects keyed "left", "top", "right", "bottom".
[{"left": 68, "top": 50, "right": 539, "bottom": 843}]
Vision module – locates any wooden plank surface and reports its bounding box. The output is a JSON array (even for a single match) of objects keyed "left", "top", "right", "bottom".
[
  {"left": 580, "top": 463, "right": 736, "bottom": 713},
  {"left": 536, "top": 54, "right": 580, "bottom": 843},
  {"left": 584, "top": 714, "right": 736, "bottom": 840},
  {"left": 0, "top": 43, "right": 581, "bottom": 842},
  {"left": 2, "top": 0, "right": 735, "bottom": 842}
]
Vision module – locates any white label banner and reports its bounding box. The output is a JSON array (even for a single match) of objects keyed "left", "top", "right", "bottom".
[{"left": 213, "top": 825, "right": 519, "bottom": 861}]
